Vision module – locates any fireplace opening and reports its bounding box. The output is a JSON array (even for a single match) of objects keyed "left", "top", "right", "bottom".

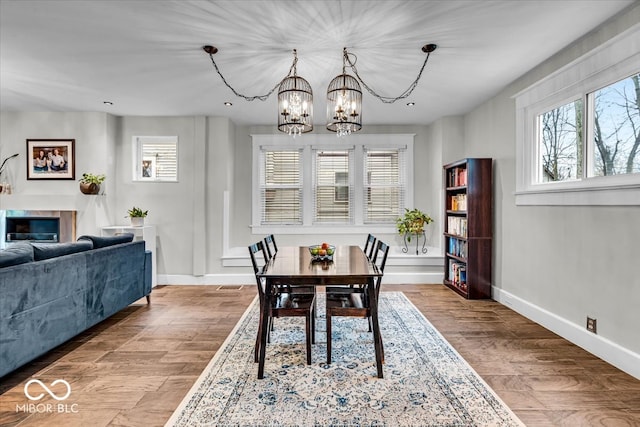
[{"left": 6, "top": 217, "right": 60, "bottom": 243}]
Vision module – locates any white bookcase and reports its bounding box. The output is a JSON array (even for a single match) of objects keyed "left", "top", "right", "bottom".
[{"left": 101, "top": 225, "right": 157, "bottom": 288}]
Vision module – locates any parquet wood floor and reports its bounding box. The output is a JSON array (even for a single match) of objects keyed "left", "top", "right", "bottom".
[{"left": 1, "top": 284, "right": 638, "bottom": 426}]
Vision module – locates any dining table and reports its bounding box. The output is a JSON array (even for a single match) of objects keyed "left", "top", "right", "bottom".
[{"left": 256, "top": 245, "right": 384, "bottom": 379}]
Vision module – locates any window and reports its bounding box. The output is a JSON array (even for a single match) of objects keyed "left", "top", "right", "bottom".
[
  {"left": 591, "top": 76, "right": 640, "bottom": 177},
  {"left": 252, "top": 134, "right": 413, "bottom": 233},
  {"left": 260, "top": 149, "right": 302, "bottom": 224},
  {"left": 538, "top": 99, "right": 583, "bottom": 182},
  {"left": 314, "top": 150, "right": 352, "bottom": 223},
  {"left": 133, "top": 136, "right": 178, "bottom": 181},
  {"left": 536, "top": 75, "right": 640, "bottom": 184},
  {"left": 364, "top": 149, "right": 405, "bottom": 223},
  {"left": 515, "top": 26, "right": 640, "bottom": 205}
]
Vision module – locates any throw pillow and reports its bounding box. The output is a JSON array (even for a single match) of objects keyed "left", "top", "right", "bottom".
[
  {"left": 32, "top": 241, "right": 94, "bottom": 261},
  {"left": 77, "top": 233, "right": 134, "bottom": 249}
]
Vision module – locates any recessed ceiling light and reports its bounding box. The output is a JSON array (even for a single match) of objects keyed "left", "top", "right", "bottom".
[
  {"left": 224, "top": 101, "right": 233, "bottom": 106},
  {"left": 103, "top": 101, "right": 113, "bottom": 105},
  {"left": 406, "top": 102, "right": 415, "bottom": 106}
]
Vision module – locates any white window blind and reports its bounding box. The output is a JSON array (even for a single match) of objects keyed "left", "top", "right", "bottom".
[
  {"left": 364, "top": 148, "right": 405, "bottom": 223},
  {"left": 251, "top": 134, "right": 414, "bottom": 232},
  {"left": 260, "top": 149, "right": 303, "bottom": 224},
  {"left": 313, "top": 149, "right": 353, "bottom": 223},
  {"left": 135, "top": 136, "right": 178, "bottom": 181}
]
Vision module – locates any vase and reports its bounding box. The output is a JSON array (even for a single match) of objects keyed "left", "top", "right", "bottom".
[
  {"left": 80, "top": 182, "right": 100, "bottom": 195},
  {"left": 130, "top": 217, "right": 145, "bottom": 227}
]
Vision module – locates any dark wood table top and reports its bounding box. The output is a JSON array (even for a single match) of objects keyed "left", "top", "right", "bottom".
[{"left": 258, "top": 245, "right": 381, "bottom": 282}]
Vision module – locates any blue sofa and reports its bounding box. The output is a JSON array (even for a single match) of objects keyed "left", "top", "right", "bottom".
[{"left": 0, "top": 235, "right": 152, "bottom": 378}]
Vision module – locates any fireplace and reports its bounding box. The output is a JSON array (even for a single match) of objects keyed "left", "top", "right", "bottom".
[
  {"left": 1, "top": 210, "right": 76, "bottom": 247},
  {"left": 6, "top": 217, "right": 60, "bottom": 243}
]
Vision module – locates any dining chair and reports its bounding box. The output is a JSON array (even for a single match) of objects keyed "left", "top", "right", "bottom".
[
  {"left": 264, "top": 234, "right": 316, "bottom": 301},
  {"left": 248, "top": 240, "right": 316, "bottom": 365},
  {"left": 325, "top": 239, "right": 389, "bottom": 364}
]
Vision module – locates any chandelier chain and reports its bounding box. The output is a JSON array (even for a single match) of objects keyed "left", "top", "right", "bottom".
[
  {"left": 344, "top": 48, "right": 434, "bottom": 104},
  {"left": 206, "top": 51, "right": 297, "bottom": 101}
]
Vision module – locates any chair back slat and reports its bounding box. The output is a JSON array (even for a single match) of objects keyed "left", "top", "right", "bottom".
[
  {"left": 264, "top": 234, "right": 278, "bottom": 259},
  {"left": 371, "top": 240, "right": 390, "bottom": 299},
  {"left": 364, "top": 234, "right": 377, "bottom": 260},
  {"left": 371, "top": 240, "right": 389, "bottom": 273},
  {"left": 248, "top": 241, "right": 269, "bottom": 298}
]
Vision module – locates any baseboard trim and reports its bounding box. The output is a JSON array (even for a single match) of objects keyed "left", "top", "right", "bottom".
[
  {"left": 157, "top": 272, "right": 444, "bottom": 286},
  {"left": 493, "top": 287, "right": 640, "bottom": 380}
]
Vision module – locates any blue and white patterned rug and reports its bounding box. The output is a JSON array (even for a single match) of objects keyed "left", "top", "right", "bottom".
[{"left": 166, "top": 292, "right": 523, "bottom": 427}]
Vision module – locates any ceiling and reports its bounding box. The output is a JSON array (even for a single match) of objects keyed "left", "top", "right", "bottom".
[{"left": 0, "top": 0, "right": 634, "bottom": 129}]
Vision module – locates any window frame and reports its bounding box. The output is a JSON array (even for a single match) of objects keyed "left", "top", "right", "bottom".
[
  {"left": 251, "top": 133, "right": 414, "bottom": 234},
  {"left": 514, "top": 24, "right": 640, "bottom": 206},
  {"left": 132, "top": 136, "right": 179, "bottom": 182}
]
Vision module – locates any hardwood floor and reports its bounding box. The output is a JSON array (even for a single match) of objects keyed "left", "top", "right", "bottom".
[{"left": 1, "top": 284, "right": 639, "bottom": 426}]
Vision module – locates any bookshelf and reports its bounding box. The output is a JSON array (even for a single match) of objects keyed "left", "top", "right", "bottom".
[{"left": 443, "top": 158, "right": 492, "bottom": 299}]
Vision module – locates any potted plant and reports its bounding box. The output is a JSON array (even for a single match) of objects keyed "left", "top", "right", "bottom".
[
  {"left": 396, "top": 208, "right": 433, "bottom": 254},
  {"left": 127, "top": 207, "right": 148, "bottom": 227},
  {"left": 79, "top": 173, "right": 105, "bottom": 195}
]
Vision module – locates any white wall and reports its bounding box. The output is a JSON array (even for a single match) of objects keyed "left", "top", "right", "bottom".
[
  {"left": 461, "top": 4, "right": 640, "bottom": 375},
  {"left": 0, "top": 111, "right": 116, "bottom": 235}
]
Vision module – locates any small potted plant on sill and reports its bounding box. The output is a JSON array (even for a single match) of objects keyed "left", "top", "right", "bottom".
[
  {"left": 396, "top": 208, "right": 433, "bottom": 254},
  {"left": 79, "top": 173, "right": 105, "bottom": 195},
  {"left": 127, "top": 207, "right": 148, "bottom": 227}
]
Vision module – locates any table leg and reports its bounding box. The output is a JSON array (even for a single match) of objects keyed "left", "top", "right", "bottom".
[
  {"left": 368, "top": 277, "right": 384, "bottom": 378},
  {"left": 257, "top": 280, "right": 271, "bottom": 379}
]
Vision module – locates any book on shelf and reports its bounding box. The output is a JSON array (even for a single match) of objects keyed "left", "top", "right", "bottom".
[
  {"left": 449, "top": 194, "right": 467, "bottom": 211},
  {"left": 447, "top": 237, "right": 467, "bottom": 258},
  {"left": 448, "top": 167, "right": 468, "bottom": 187},
  {"left": 448, "top": 260, "right": 467, "bottom": 291},
  {"left": 447, "top": 217, "right": 467, "bottom": 237}
]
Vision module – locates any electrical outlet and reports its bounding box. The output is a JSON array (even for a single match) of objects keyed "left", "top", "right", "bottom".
[{"left": 586, "top": 317, "right": 597, "bottom": 334}]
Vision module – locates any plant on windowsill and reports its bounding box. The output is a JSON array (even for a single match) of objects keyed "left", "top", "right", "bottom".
[
  {"left": 79, "top": 173, "right": 105, "bottom": 195},
  {"left": 127, "top": 207, "right": 148, "bottom": 227},
  {"left": 396, "top": 208, "right": 433, "bottom": 255}
]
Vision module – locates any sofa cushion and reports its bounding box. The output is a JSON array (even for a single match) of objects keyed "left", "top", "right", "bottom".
[
  {"left": 0, "top": 243, "right": 34, "bottom": 268},
  {"left": 32, "top": 241, "right": 94, "bottom": 261},
  {"left": 77, "top": 233, "right": 134, "bottom": 248}
]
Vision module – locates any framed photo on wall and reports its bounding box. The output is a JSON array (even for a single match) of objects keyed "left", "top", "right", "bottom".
[{"left": 26, "top": 139, "right": 75, "bottom": 180}]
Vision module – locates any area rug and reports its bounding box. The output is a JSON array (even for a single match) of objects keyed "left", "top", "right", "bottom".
[{"left": 166, "top": 292, "right": 523, "bottom": 427}]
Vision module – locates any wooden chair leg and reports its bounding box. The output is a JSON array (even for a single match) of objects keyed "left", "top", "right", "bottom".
[
  {"left": 255, "top": 307, "right": 264, "bottom": 363},
  {"left": 305, "top": 314, "right": 312, "bottom": 365},
  {"left": 311, "top": 303, "right": 316, "bottom": 344},
  {"left": 146, "top": 294, "right": 151, "bottom": 304},
  {"left": 326, "top": 312, "right": 332, "bottom": 364}
]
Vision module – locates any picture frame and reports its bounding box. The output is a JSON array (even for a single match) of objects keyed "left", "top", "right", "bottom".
[{"left": 26, "top": 139, "right": 75, "bottom": 180}]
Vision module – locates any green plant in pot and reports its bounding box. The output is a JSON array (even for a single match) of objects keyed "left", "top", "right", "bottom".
[
  {"left": 127, "top": 207, "right": 148, "bottom": 227},
  {"left": 397, "top": 208, "right": 433, "bottom": 254},
  {"left": 79, "top": 173, "right": 105, "bottom": 195}
]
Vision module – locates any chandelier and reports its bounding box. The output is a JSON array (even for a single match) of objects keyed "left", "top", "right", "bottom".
[
  {"left": 326, "top": 48, "right": 362, "bottom": 137},
  {"left": 277, "top": 50, "right": 313, "bottom": 136},
  {"left": 202, "top": 44, "right": 437, "bottom": 136}
]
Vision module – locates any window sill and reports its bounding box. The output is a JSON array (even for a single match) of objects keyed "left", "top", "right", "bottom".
[
  {"left": 250, "top": 224, "right": 399, "bottom": 235},
  {"left": 515, "top": 182, "right": 640, "bottom": 206}
]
